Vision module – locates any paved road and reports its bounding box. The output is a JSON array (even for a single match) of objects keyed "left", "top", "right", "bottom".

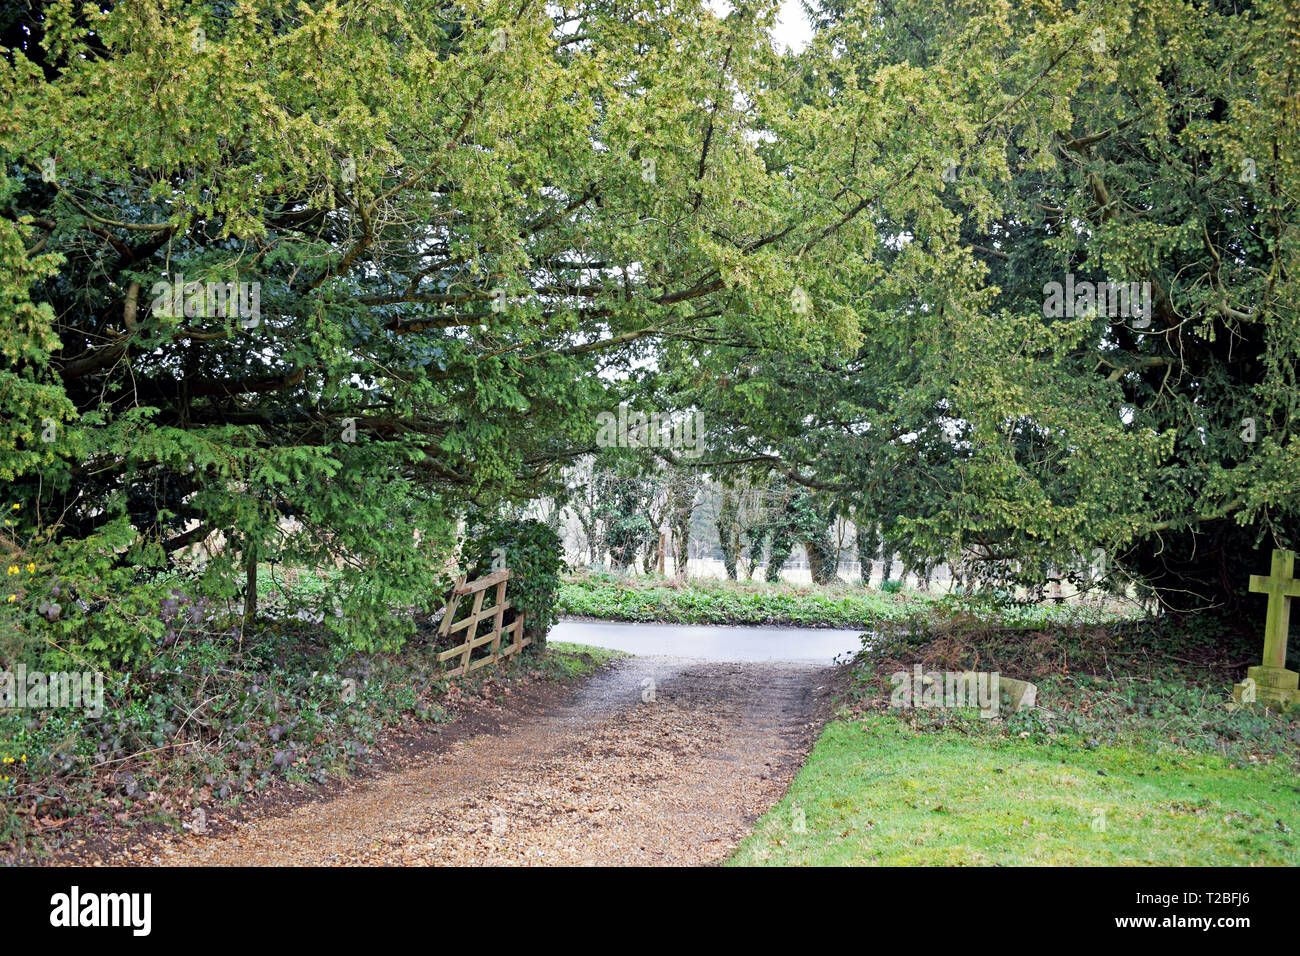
[{"left": 551, "top": 619, "right": 865, "bottom": 663}]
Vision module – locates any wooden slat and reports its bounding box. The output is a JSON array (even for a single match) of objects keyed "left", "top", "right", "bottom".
[
  {"left": 445, "top": 599, "right": 511, "bottom": 634},
  {"left": 437, "top": 644, "right": 466, "bottom": 662},
  {"left": 437, "top": 618, "right": 513, "bottom": 661},
  {"left": 490, "top": 579, "right": 507, "bottom": 657},
  {"left": 468, "top": 629, "right": 500, "bottom": 651},
  {"left": 459, "top": 587, "right": 486, "bottom": 674},
  {"left": 437, "top": 579, "right": 465, "bottom": 638},
  {"left": 454, "top": 569, "right": 510, "bottom": 595}
]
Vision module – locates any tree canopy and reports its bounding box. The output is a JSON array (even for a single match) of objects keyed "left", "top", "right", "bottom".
[
  {"left": 661, "top": 0, "right": 1300, "bottom": 612},
  {"left": 2, "top": 0, "right": 1297, "bottom": 662}
]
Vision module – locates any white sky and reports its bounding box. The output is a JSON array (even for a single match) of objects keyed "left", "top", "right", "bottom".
[
  {"left": 707, "top": 0, "right": 813, "bottom": 53},
  {"left": 772, "top": 0, "right": 813, "bottom": 52}
]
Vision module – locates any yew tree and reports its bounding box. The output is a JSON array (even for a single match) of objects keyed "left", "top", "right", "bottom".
[
  {"left": 662, "top": 0, "right": 1300, "bottom": 617},
  {"left": 0, "top": 0, "right": 859, "bottom": 657}
]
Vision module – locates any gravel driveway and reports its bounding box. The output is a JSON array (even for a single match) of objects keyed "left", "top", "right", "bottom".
[{"left": 127, "top": 656, "right": 837, "bottom": 866}]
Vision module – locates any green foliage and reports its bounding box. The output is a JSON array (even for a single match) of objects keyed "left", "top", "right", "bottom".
[
  {"left": 0, "top": 624, "right": 442, "bottom": 859},
  {"left": 665, "top": 0, "right": 1300, "bottom": 617},
  {"left": 560, "top": 573, "right": 916, "bottom": 627},
  {"left": 749, "top": 484, "right": 838, "bottom": 583},
  {"left": 591, "top": 464, "right": 658, "bottom": 572},
  {"left": 10, "top": 0, "right": 1290, "bottom": 653},
  {"left": 2, "top": 0, "right": 850, "bottom": 661},
  {"left": 559, "top": 572, "right": 1138, "bottom": 630},
  {"left": 463, "top": 516, "right": 565, "bottom": 643}
]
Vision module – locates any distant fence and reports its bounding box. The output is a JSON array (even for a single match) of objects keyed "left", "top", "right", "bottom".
[{"left": 437, "top": 569, "right": 529, "bottom": 677}]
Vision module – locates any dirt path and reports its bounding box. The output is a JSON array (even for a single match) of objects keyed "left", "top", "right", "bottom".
[{"left": 127, "top": 657, "right": 837, "bottom": 866}]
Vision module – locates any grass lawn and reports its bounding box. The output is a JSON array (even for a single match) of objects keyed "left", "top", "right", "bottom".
[
  {"left": 730, "top": 716, "right": 1300, "bottom": 866},
  {"left": 731, "top": 609, "right": 1300, "bottom": 866},
  {"left": 540, "top": 641, "right": 629, "bottom": 678}
]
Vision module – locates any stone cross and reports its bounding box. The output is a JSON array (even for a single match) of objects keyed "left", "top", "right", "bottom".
[{"left": 1233, "top": 549, "right": 1300, "bottom": 709}]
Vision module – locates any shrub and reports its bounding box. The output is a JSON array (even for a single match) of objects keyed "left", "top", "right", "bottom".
[{"left": 462, "top": 518, "right": 565, "bottom": 645}]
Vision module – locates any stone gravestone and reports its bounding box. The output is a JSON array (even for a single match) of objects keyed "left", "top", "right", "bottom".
[
  {"left": 1233, "top": 549, "right": 1300, "bottom": 709},
  {"left": 999, "top": 676, "right": 1038, "bottom": 713}
]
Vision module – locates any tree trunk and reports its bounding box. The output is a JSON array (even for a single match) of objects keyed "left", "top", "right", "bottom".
[
  {"left": 717, "top": 490, "right": 740, "bottom": 580},
  {"left": 668, "top": 474, "right": 697, "bottom": 579},
  {"left": 243, "top": 540, "right": 258, "bottom": 623},
  {"left": 805, "top": 536, "right": 838, "bottom": 585},
  {"left": 765, "top": 528, "right": 792, "bottom": 583},
  {"left": 856, "top": 520, "right": 879, "bottom": 588}
]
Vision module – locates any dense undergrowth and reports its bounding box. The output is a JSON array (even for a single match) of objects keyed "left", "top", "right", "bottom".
[
  {"left": 849, "top": 611, "right": 1300, "bottom": 769},
  {"left": 557, "top": 571, "right": 1142, "bottom": 629},
  {"left": 0, "top": 613, "right": 607, "bottom": 863}
]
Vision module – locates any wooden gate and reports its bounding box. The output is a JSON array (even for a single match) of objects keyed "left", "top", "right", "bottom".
[{"left": 436, "top": 569, "right": 529, "bottom": 677}]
